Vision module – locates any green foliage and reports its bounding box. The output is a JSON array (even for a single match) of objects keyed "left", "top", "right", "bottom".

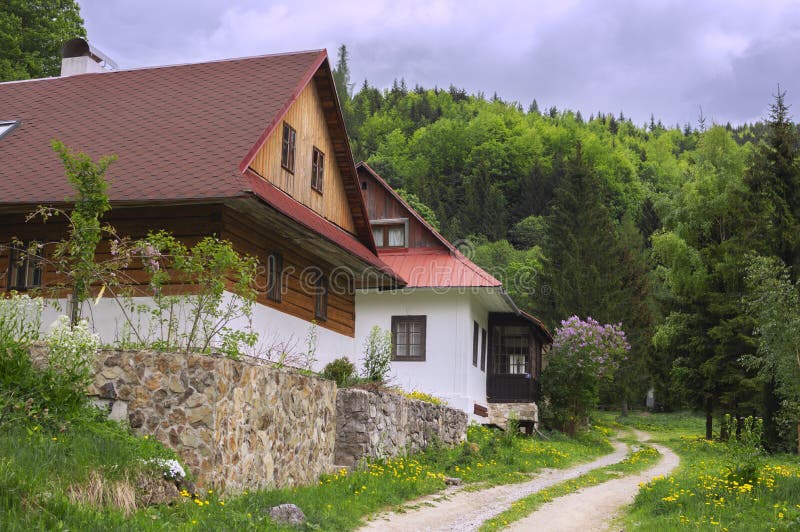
[
  {"left": 396, "top": 188, "right": 440, "bottom": 230},
  {"left": 123, "top": 231, "right": 259, "bottom": 356},
  {"left": 618, "top": 412, "right": 800, "bottom": 531},
  {"left": 0, "top": 296, "right": 96, "bottom": 426},
  {"left": 44, "top": 141, "right": 116, "bottom": 325},
  {"left": 362, "top": 325, "right": 392, "bottom": 382},
  {"left": 2, "top": 415, "right": 610, "bottom": 529},
  {"left": 721, "top": 414, "right": 764, "bottom": 485},
  {"left": 322, "top": 357, "right": 356, "bottom": 386},
  {"left": 542, "top": 317, "right": 630, "bottom": 434},
  {"left": 0, "top": 292, "right": 43, "bottom": 347},
  {"left": 0, "top": 0, "right": 86, "bottom": 81},
  {"left": 44, "top": 315, "right": 99, "bottom": 392},
  {"left": 744, "top": 255, "right": 800, "bottom": 451},
  {"left": 403, "top": 390, "right": 446, "bottom": 405}
]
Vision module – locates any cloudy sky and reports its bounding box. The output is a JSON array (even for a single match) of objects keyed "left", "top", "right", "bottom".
[{"left": 78, "top": 0, "right": 800, "bottom": 126}]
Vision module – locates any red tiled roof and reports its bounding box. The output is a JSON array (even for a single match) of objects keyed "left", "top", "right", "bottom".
[
  {"left": 0, "top": 51, "right": 325, "bottom": 204},
  {"left": 0, "top": 50, "right": 397, "bottom": 280},
  {"left": 378, "top": 248, "right": 500, "bottom": 288}
]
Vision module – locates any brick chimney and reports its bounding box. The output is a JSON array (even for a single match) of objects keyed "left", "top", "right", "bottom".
[{"left": 60, "top": 37, "right": 117, "bottom": 76}]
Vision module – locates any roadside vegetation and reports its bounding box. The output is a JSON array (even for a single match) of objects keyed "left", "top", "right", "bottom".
[
  {"left": 607, "top": 411, "right": 800, "bottom": 531},
  {"left": 481, "top": 436, "right": 660, "bottom": 531},
  {"left": 1, "top": 318, "right": 614, "bottom": 532}
]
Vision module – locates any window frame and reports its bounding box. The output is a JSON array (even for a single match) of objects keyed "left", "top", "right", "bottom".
[
  {"left": 480, "top": 327, "right": 487, "bottom": 371},
  {"left": 7, "top": 240, "right": 43, "bottom": 291},
  {"left": 472, "top": 321, "right": 479, "bottom": 367},
  {"left": 314, "top": 273, "right": 328, "bottom": 321},
  {"left": 311, "top": 146, "right": 324, "bottom": 193},
  {"left": 266, "top": 252, "right": 283, "bottom": 302},
  {"left": 281, "top": 122, "right": 296, "bottom": 173},
  {"left": 0, "top": 120, "right": 20, "bottom": 141},
  {"left": 391, "top": 315, "right": 427, "bottom": 361},
  {"left": 371, "top": 218, "right": 409, "bottom": 248}
]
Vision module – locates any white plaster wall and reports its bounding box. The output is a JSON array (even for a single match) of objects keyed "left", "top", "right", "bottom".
[
  {"left": 467, "top": 294, "right": 490, "bottom": 417},
  {"left": 355, "top": 289, "right": 492, "bottom": 421},
  {"left": 40, "top": 293, "right": 355, "bottom": 369}
]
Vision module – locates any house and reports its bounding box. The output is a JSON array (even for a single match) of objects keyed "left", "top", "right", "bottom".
[
  {"left": 0, "top": 39, "right": 403, "bottom": 360},
  {"left": 354, "top": 163, "right": 552, "bottom": 425}
]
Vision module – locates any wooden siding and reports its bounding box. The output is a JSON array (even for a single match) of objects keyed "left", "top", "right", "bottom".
[
  {"left": 221, "top": 207, "right": 355, "bottom": 337},
  {"left": 0, "top": 205, "right": 223, "bottom": 296},
  {"left": 249, "top": 80, "right": 357, "bottom": 235},
  {"left": 360, "top": 171, "right": 446, "bottom": 250},
  {"left": 0, "top": 202, "right": 356, "bottom": 337}
]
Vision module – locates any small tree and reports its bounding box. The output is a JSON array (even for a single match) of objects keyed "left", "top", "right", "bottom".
[
  {"left": 362, "top": 325, "right": 392, "bottom": 382},
  {"left": 542, "top": 316, "right": 630, "bottom": 435},
  {"left": 45, "top": 140, "right": 116, "bottom": 325}
]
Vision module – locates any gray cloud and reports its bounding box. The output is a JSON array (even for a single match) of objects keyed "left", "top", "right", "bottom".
[{"left": 78, "top": 0, "right": 800, "bottom": 125}]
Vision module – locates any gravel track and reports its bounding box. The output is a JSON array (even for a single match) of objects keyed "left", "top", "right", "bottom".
[
  {"left": 358, "top": 439, "right": 630, "bottom": 532},
  {"left": 506, "top": 430, "right": 679, "bottom": 532}
]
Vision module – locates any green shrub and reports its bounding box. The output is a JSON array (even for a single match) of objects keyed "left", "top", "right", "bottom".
[
  {"left": 45, "top": 315, "right": 99, "bottom": 391},
  {"left": 362, "top": 325, "right": 392, "bottom": 382},
  {"left": 0, "top": 293, "right": 43, "bottom": 346},
  {"left": 322, "top": 357, "right": 356, "bottom": 386}
]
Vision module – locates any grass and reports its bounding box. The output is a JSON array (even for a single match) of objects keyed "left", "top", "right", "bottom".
[
  {"left": 0, "top": 422, "right": 614, "bottom": 531},
  {"left": 609, "top": 411, "right": 800, "bottom": 531},
  {"left": 1, "top": 345, "right": 615, "bottom": 532},
  {"left": 480, "top": 432, "right": 661, "bottom": 530}
]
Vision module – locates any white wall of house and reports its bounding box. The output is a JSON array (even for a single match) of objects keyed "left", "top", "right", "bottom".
[
  {"left": 41, "top": 293, "right": 356, "bottom": 368},
  {"left": 355, "top": 288, "right": 492, "bottom": 422}
]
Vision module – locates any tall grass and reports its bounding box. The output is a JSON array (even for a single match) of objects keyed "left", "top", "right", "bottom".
[{"left": 614, "top": 411, "right": 800, "bottom": 531}]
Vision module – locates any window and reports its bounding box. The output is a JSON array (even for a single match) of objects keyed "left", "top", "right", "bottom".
[
  {"left": 314, "top": 274, "right": 328, "bottom": 321},
  {"left": 391, "top": 315, "right": 426, "bottom": 361},
  {"left": 311, "top": 147, "right": 324, "bottom": 193},
  {"left": 480, "top": 327, "right": 487, "bottom": 371},
  {"left": 492, "top": 326, "right": 529, "bottom": 375},
  {"left": 0, "top": 120, "right": 19, "bottom": 140},
  {"left": 281, "top": 122, "right": 296, "bottom": 173},
  {"left": 372, "top": 222, "right": 407, "bottom": 248},
  {"left": 8, "top": 240, "right": 43, "bottom": 290},
  {"left": 472, "top": 321, "right": 479, "bottom": 367},
  {"left": 361, "top": 181, "right": 368, "bottom": 190},
  {"left": 266, "top": 252, "right": 283, "bottom": 302}
]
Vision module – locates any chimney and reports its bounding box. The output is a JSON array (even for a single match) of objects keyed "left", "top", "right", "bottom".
[{"left": 60, "top": 37, "right": 118, "bottom": 76}]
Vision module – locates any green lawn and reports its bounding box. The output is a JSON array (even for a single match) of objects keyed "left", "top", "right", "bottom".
[
  {"left": 0, "top": 411, "right": 613, "bottom": 531},
  {"left": 608, "top": 411, "right": 800, "bottom": 531}
]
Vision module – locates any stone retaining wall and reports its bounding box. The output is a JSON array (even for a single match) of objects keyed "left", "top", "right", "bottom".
[
  {"left": 86, "top": 350, "right": 337, "bottom": 493},
  {"left": 335, "top": 388, "right": 468, "bottom": 466}
]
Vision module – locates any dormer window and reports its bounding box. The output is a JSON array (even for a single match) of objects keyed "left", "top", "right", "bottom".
[
  {"left": 281, "top": 122, "right": 296, "bottom": 173},
  {"left": 0, "top": 121, "right": 19, "bottom": 140},
  {"left": 372, "top": 219, "right": 408, "bottom": 248}
]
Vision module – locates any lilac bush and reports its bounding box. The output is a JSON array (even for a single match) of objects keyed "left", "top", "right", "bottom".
[
  {"left": 551, "top": 316, "right": 630, "bottom": 376},
  {"left": 543, "top": 316, "right": 630, "bottom": 434}
]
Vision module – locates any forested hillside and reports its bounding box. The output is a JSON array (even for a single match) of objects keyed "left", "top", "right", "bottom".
[{"left": 333, "top": 47, "right": 800, "bottom": 451}]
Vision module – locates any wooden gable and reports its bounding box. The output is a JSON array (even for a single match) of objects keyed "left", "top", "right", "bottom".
[
  {"left": 249, "top": 78, "right": 356, "bottom": 234},
  {"left": 357, "top": 164, "right": 450, "bottom": 251}
]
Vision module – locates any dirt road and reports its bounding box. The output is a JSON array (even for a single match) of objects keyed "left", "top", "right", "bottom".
[
  {"left": 507, "top": 430, "right": 679, "bottom": 531},
  {"left": 359, "top": 430, "right": 679, "bottom": 532},
  {"left": 359, "top": 440, "right": 630, "bottom": 532}
]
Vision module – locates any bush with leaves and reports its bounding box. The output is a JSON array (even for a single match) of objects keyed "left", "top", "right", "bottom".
[
  {"left": 362, "top": 325, "right": 392, "bottom": 382},
  {"left": 121, "top": 231, "right": 259, "bottom": 356},
  {"left": 45, "top": 315, "right": 100, "bottom": 391},
  {"left": 322, "top": 357, "right": 356, "bottom": 386},
  {"left": 542, "top": 316, "right": 630, "bottom": 435},
  {"left": 0, "top": 293, "right": 43, "bottom": 347}
]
